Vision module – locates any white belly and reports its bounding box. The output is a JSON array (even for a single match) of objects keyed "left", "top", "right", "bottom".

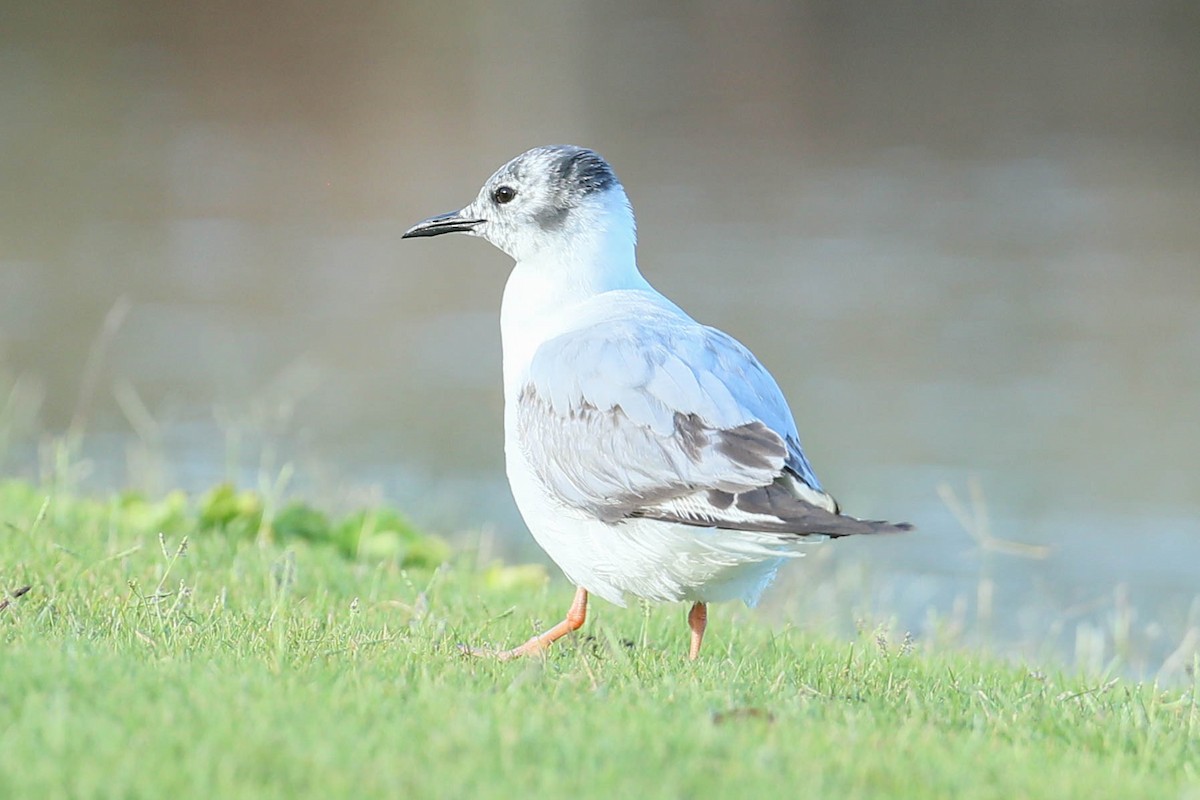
[{"left": 504, "top": 437, "right": 805, "bottom": 608}]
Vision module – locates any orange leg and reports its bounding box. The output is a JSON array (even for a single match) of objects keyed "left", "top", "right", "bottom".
[
  {"left": 465, "top": 586, "right": 588, "bottom": 661},
  {"left": 688, "top": 601, "right": 708, "bottom": 660}
]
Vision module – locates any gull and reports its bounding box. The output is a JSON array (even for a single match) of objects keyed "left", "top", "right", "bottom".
[{"left": 403, "top": 145, "right": 911, "bottom": 660}]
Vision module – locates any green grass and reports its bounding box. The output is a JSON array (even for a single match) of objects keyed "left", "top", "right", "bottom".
[{"left": 1, "top": 481, "right": 1197, "bottom": 799}]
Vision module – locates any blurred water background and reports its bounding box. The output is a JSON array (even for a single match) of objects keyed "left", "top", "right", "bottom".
[{"left": 2, "top": 2, "right": 1198, "bottom": 680}]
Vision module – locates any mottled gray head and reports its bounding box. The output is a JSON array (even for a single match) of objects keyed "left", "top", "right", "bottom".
[{"left": 403, "top": 145, "right": 634, "bottom": 261}]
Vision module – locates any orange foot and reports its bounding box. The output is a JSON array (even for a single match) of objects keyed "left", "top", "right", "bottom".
[
  {"left": 688, "top": 601, "right": 708, "bottom": 660},
  {"left": 462, "top": 586, "right": 588, "bottom": 660}
]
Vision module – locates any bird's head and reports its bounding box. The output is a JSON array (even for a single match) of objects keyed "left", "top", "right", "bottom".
[{"left": 403, "top": 145, "right": 635, "bottom": 263}]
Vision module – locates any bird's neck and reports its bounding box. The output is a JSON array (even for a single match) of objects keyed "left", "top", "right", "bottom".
[{"left": 500, "top": 223, "right": 646, "bottom": 393}]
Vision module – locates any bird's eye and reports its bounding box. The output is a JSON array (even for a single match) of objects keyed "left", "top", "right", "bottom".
[{"left": 492, "top": 186, "right": 517, "bottom": 205}]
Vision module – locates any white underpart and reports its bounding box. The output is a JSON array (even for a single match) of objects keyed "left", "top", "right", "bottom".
[{"left": 496, "top": 185, "right": 831, "bottom": 607}]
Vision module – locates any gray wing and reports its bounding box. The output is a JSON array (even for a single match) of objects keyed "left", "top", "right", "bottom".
[{"left": 517, "top": 313, "right": 909, "bottom": 538}]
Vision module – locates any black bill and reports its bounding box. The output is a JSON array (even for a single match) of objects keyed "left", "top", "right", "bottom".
[{"left": 401, "top": 210, "right": 485, "bottom": 238}]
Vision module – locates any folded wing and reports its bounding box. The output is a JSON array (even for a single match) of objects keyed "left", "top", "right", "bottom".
[{"left": 516, "top": 311, "right": 909, "bottom": 538}]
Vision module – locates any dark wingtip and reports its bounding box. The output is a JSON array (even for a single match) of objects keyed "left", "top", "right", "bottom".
[
  {"left": 824, "top": 518, "right": 914, "bottom": 538},
  {"left": 869, "top": 520, "right": 914, "bottom": 535}
]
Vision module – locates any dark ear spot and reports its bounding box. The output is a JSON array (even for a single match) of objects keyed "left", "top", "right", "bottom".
[{"left": 534, "top": 204, "right": 570, "bottom": 231}]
